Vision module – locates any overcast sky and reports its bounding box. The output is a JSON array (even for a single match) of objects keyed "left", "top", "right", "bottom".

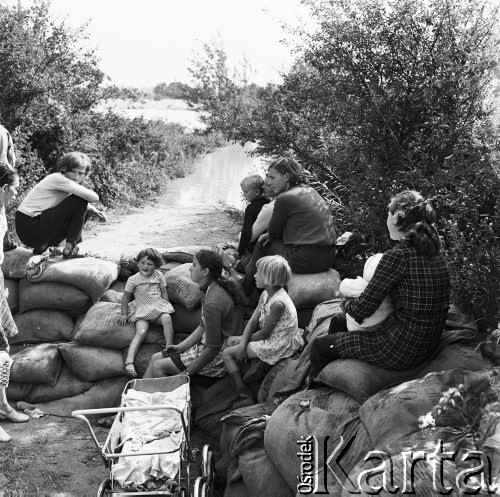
[{"left": 6, "top": 0, "right": 310, "bottom": 88}]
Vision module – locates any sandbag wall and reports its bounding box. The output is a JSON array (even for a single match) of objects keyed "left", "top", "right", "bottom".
[
  {"left": 2, "top": 246, "right": 208, "bottom": 415},
  {"left": 221, "top": 300, "right": 492, "bottom": 497}
]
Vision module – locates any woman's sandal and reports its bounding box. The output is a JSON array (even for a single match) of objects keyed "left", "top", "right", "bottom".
[
  {"left": 124, "top": 362, "right": 138, "bottom": 378},
  {"left": 0, "top": 426, "right": 11, "bottom": 443}
]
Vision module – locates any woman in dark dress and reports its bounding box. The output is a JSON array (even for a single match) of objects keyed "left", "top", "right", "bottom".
[
  {"left": 308, "top": 190, "right": 450, "bottom": 382},
  {"left": 237, "top": 157, "right": 337, "bottom": 296}
]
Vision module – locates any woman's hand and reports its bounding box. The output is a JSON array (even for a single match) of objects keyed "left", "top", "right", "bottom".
[
  {"left": 259, "top": 233, "right": 270, "bottom": 247},
  {"left": 118, "top": 314, "right": 128, "bottom": 326},
  {"left": 220, "top": 250, "right": 237, "bottom": 271},
  {"left": 162, "top": 344, "right": 181, "bottom": 358},
  {"left": 235, "top": 344, "right": 247, "bottom": 363},
  {"left": 227, "top": 336, "right": 241, "bottom": 346},
  {"left": 87, "top": 204, "right": 107, "bottom": 222}
]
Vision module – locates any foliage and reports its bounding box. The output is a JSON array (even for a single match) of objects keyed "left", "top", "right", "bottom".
[
  {"left": 0, "top": 1, "right": 221, "bottom": 213},
  {"left": 186, "top": 37, "right": 268, "bottom": 141},
  {"left": 193, "top": 0, "right": 500, "bottom": 328},
  {"left": 153, "top": 81, "right": 191, "bottom": 100}
]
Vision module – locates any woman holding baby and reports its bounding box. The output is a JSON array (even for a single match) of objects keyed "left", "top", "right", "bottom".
[{"left": 308, "top": 190, "right": 450, "bottom": 383}]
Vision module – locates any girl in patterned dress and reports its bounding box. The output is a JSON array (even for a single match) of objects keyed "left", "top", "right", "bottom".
[
  {"left": 0, "top": 164, "right": 30, "bottom": 442},
  {"left": 118, "top": 248, "right": 175, "bottom": 378},
  {"left": 222, "top": 255, "right": 303, "bottom": 407},
  {"left": 143, "top": 250, "right": 242, "bottom": 379}
]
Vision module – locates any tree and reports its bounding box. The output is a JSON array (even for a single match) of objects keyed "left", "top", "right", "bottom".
[{"left": 186, "top": 37, "right": 265, "bottom": 139}]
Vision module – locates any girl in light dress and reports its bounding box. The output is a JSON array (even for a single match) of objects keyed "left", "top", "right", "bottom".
[
  {"left": 222, "top": 255, "right": 303, "bottom": 407},
  {"left": 0, "top": 164, "right": 30, "bottom": 443},
  {"left": 118, "top": 248, "right": 175, "bottom": 378}
]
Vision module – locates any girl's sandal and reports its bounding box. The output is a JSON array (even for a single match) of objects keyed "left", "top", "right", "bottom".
[{"left": 124, "top": 362, "right": 138, "bottom": 378}]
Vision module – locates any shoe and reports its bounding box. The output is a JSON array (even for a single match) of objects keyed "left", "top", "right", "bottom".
[
  {"left": 124, "top": 362, "right": 138, "bottom": 378},
  {"left": 0, "top": 408, "right": 30, "bottom": 423},
  {"left": 63, "top": 252, "right": 88, "bottom": 259},
  {"left": 0, "top": 426, "right": 11, "bottom": 442}
]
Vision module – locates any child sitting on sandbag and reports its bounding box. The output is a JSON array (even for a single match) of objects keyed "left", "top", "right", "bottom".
[
  {"left": 222, "top": 255, "right": 303, "bottom": 407},
  {"left": 338, "top": 253, "right": 394, "bottom": 332},
  {"left": 118, "top": 248, "right": 175, "bottom": 378}
]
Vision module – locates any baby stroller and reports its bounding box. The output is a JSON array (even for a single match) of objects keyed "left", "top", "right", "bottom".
[{"left": 72, "top": 375, "right": 214, "bottom": 496}]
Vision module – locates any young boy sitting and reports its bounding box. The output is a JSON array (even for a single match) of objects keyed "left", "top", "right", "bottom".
[{"left": 237, "top": 174, "right": 269, "bottom": 258}]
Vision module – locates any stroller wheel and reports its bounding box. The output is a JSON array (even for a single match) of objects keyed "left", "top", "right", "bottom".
[
  {"left": 193, "top": 476, "right": 208, "bottom": 497},
  {"left": 201, "top": 444, "right": 215, "bottom": 484},
  {"left": 96, "top": 477, "right": 111, "bottom": 497}
]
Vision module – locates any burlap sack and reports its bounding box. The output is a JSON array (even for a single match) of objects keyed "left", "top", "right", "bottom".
[
  {"left": 164, "top": 263, "right": 200, "bottom": 311},
  {"left": 10, "top": 343, "right": 62, "bottom": 385},
  {"left": 73, "top": 302, "right": 163, "bottom": 349},
  {"left": 59, "top": 343, "right": 125, "bottom": 382},
  {"left": 5, "top": 381, "right": 32, "bottom": 401},
  {"left": 1, "top": 247, "right": 32, "bottom": 278},
  {"left": 4, "top": 278, "right": 19, "bottom": 314},
  {"left": 287, "top": 269, "right": 341, "bottom": 309},
  {"left": 99, "top": 289, "right": 123, "bottom": 304},
  {"left": 317, "top": 343, "right": 491, "bottom": 404},
  {"left": 19, "top": 279, "right": 91, "bottom": 316},
  {"left": 264, "top": 389, "right": 371, "bottom": 493},
  {"left": 162, "top": 245, "right": 211, "bottom": 264},
  {"left": 12, "top": 310, "right": 74, "bottom": 345},
  {"left": 239, "top": 447, "right": 295, "bottom": 497},
  {"left": 26, "top": 256, "right": 119, "bottom": 302},
  {"left": 160, "top": 261, "right": 182, "bottom": 274},
  {"left": 109, "top": 280, "right": 126, "bottom": 292},
  {"left": 35, "top": 376, "right": 130, "bottom": 416},
  {"left": 26, "top": 365, "right": 93, "bottom": 403},
  {"left": 172, "top": 303, "right": 201, "bottom": 334},
  {"left": 358, "top": 368, "right": 499, "bottom": 449}
]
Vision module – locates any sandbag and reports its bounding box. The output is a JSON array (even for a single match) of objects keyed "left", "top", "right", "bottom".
[
  {"left": 287, "top": 269, "right": 340, "bottom": 309},
  {"left": 172, "top": 303, "right": 201, "bottom": 334},
  {"left": 19, "top": 279, "right": 91, "bottom": 316},
  {"left": 10, "top": 343, "right": 62, "bottom": 385},
  {"left": 316, "top": 360, "right": 422, "bottom": 403},
  {"left": 34, "top": 376, "right": 130, "bottom": 416},
  {"left": 191, "top": 375, "right": 238, "bottom": 438},
  {"left": 264, "top": 389, "right": 371, "bottom": 493},
  {"left": 26, "top": 256, "right": 119, "bottom": 302},
  {"left": 317, "top": 343, "right": 491, "bottom": 403},
  {"left": 73, "top": 302, "right": 163, "bottom": 349},
  {"left": 109, "top": 279, "right": 126, "bottom": 292},
  {"left": 217, "top": 403, "right": 278, "bottom": 479},
  {"left": 4, "top": 277, "right": 19, "bottom": 314},
  {"left": 343, "top": 431, "right": 459, "bottom": 497},
  {"left": 100, "top": 289, "right": 123, "bottom": 304},
  {"left": 358, "top": 368, "right": 499, "bottom": 449},
  {"left": 160, "top": 261, "right": 182, "bottom": 274},
  {"left": 26, "top": 365, "right": 93, "bottom": 403},
  {"left": 164, "top": 263, "right": 200, "bottom": 311},
  {"left": 12, "top": 310, "right": 75, "bottom": 345},
  {"left": 297, "top": 307, "right": 314, "bottom": 330},
  {"left": 6, "top": 381, "right": 32, "bottom": 401},
  {"left": 239, "top": 447, "right": 294, "bottom": 497},
  {"left": 257, "top": 355, "right": 301, "bottom": 404},
  {"left": 121, "top": 343, "right": 162, "bottom": 377},
  {"left": 162, "top": 245, "right": 210, "bottom": 264},
  {"left": 1, "top": 247, "right": 32, "bottom": 278},
  {"left": 59, "top": 343, "right": 125, "bottom": 382},
  {"left": 224, "top": 481, "right": 248, "bottom": 497}
]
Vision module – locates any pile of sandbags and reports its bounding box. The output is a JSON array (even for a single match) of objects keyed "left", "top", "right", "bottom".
[
  {"left": 3, "top": 245, "right": 208, "bottom": 415},
  {"left": 220, "top": 298, "right": 492, "bottom": 497}
]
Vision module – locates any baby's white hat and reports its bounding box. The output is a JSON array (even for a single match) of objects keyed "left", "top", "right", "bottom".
[{"left": 363, "top": 253, "right": 384, "bottom": 282}]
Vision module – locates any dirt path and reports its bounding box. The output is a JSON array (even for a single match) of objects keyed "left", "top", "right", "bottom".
[{"left": 2, "top": 178, "right": 242, "bottom": 495}]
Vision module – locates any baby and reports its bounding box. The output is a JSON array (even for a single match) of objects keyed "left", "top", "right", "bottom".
[{"left": 340, "top": 253, "right": 394, "bottom": 331}]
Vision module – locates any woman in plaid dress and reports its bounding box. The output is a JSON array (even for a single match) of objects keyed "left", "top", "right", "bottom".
[
  {"left": 309, "top": 190, "right": 450, "bottom": 383},
  {"left": 0, "top": 165, "right": 30, "bottom": 442}
]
